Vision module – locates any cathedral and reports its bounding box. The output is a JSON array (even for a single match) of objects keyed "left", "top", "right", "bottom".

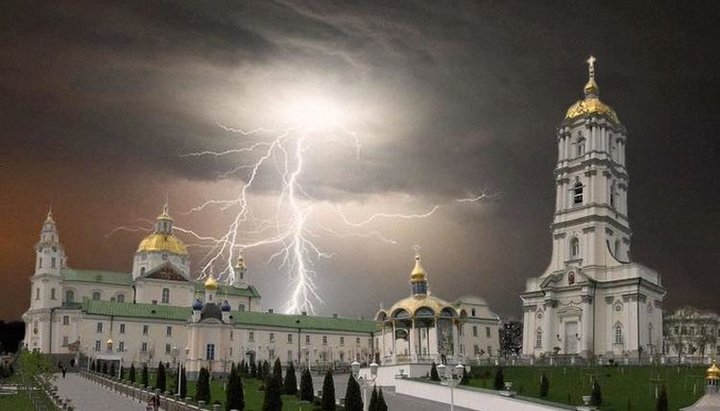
[{"left": 520, "top": 58, "right": 666, "bottom": 360}]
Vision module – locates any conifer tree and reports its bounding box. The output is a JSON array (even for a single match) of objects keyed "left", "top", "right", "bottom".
[
  {"left": 129, "top": 364, "right": 136, "bottom": 383},
  {"left": 91, "top": 360, "right": 96, "bottom": 372},
  {"left": 656, "top": 384, "right": 668, "bottom": 411},
  {"left": 250, "top": 360, "right": 257, "bottom": 378},
  {"left": 344, "top": 373, "right": 363, "bottom": 411},
  {"left": 239, "top": 360, "right": 246, "bottom": 376},
  {"left": 377, "top": 387, "right": 388, "bottom": 411},
  {"left": 300, "top": 367, "right": 314, "bottom": 402},
  {"left": 368, "top": 385, "right": 378, "bottom": 411},
  {"left": 430, "top": 361, "right": 440, "bottom": 381},
  {"left": 110, "top": 362, "right": 115, "bottom": 377},
  {"left": 284, "top": 362, "right": 298, "bottom": 395},
  {"left": 156, "top": 361, "right": 166, "bottom": 392},
  {"left": 226, "top": 364, "right": 245, "bottom": 411},
  {"left": 196, "top": 367, "right": 211, "bottom": 403},
  {"left": 460, "top": 366, "right": 469, "bottom": 385},
  {"left": 244, "top": 361, "right": 250, "bottom": 376},
  {"left": 493, "top": 367, "right": 505, "bottom": 390},
  {"left": 262, "top": 359, "right": 283, "bottom": 411},
  {"left": 179, "top": 366, "right": 187, "bottom": 398},
  {"left": 141, "top": 363, "right": 149, "bottom": 387},
  {"left": 590, "top": 378, "right": 602, "bottom": 406},
  {"left": 321, "top": 370, "right": 336, "bottom": 410},
  {"left": 119, "top": 365, "right": 124, "bottom": 380},
  {"left": 539, "top": 373, "right": 549, "bottom": 397}
]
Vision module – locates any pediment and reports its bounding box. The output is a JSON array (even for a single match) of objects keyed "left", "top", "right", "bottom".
[{"left": 143, "top": 263, "right": 189, "bottom": 282}]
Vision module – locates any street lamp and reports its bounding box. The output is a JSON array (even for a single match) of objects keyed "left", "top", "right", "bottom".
[
  {"left": 437, "top": 363, "right": 465, "bottom": 411},
  {"left": 351, "top": 360, "right": 379, "bottom": 411}
]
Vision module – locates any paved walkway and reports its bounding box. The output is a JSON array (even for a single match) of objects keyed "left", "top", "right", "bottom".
[{"left": 54, "top": 373, "right": 150, "bottom": 411}]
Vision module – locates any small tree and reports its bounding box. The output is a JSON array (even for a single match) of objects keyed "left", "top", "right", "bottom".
[
  {"left": 345, "top": 374, "right": 363, "bottom": 411},
  {"left": 226, "top": 364, "right": 245, "bottom": 411},
  {"left": 179, "top": 366, "right": 187, "bottom": 398},
  {"left": 430, "top": 362, "right": 440, "bottom": 381},
  {"left": 156, "top": 362, "right": 166, "bottom": 392},
  {"left": 119, "top": 365, "right": 124, "bottom": 380},
  {"left": 460, "top": 366, "right": 469, "bottom": 385},
  {"left": 539, "top": 373, "right": 549, "bottom": 397},
  {"left": 300, "top": 367, "right": 314, "bottom": 402},
  {"left": 262, "top": 359, "right": 283, "bottom": 411},
  {"left": 656, "top": 384, "right": 668, "bottom": 411},
  {"left": 321, "top": 370, "right": 336, "bottom": 410},
  {"left": 377, "top": 387, "right": 388, "bottom": 411},
  {"left": 91, "top": 360, "right": 96, "bottom": 372},
  {"left": 493, "top": 367, "right": 505, "bottom": 390},
  {"left": 284, "top": 362, "right": 298, "bottom": 395},
  {"left": 196, "top": 367, "right": 211, "bottom": 403},
  {"left": 590, "top": 378, "right": 602, "bottom": 406},
  {"left": 368, "top": 386, "right": 378, "bottom": 411},
  {"left": 250, "top": 360, "right": 257, "bottom": 378},
  {"left": 141, "top": 363, "right": 149, "bottom": 387},
  {"left": 129, "top": 364, "right": 136, "bottom": 383}
]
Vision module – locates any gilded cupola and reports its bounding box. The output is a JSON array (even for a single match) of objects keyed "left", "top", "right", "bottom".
[
  {"left": 136, "top": 203, "right": 188, "bottom": 256},
  {"left": 564, "top": 56, "right": 620, "bottom": 124}
]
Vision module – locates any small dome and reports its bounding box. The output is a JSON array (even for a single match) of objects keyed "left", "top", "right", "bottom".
[
  {"left": 204, "top": 275, "right": 219, "bottom": 291},
  {"left": 221, "top": 300, "right": 231, "bottom": 312},
  {"left": 565, "top": 98, "right": 619, "bottom": 124},
  {"left": 192, "top": 298, "right": 203, "bottom": 311},
  {"left": 200, "top": 303, "right": 223, "bottom": 322},
  {"left": 410, "top": 255, "right": 427, "bottom": 282},
  {"left": 707, "top": 363, "right": 720, "bottom": 380}
]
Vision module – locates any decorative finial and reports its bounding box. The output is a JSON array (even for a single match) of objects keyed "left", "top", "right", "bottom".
[
  {"left": 45, "top": 205, "right": 55, "bottom": 223},
  {"left": 587, "top": 55, "right": 596, "bottom": 80},
  {"left": 413, "top": 245, "right": 421, "bottom": 260}
]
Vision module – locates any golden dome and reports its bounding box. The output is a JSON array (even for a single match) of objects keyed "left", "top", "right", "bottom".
[
  {"left": 707, "top": 362, "right": 720, "bottom": 380},
  {"left": 386, "top": 294, "right": 457, "bottom": 319},
  {"left": 137, "top": 233, "right": 188, "bottom": 255},
  {"left": 204, "top": 275, "right": 218, "bottom": 291},
  {"left": 565, "top": 97, "right": 619, "bottom": 124},
  {"left": 410, "top": 255, "right": 427, "bottom": 282}
]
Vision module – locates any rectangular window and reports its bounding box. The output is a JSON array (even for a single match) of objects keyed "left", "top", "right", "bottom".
[
  {"left": 62, "top": 316, "right": 69, "bottom": 325},
  {"left": 486, "top": 327, "right": 491, "bottom": 338},
  {"left": 356, "top": 337, "right": 361, "bottom": 345},
  {"left": 118, "top": 341, "right": 125, "bottom": 352},
  {"left": 269, "top": 333, "right": 275, "bottom": 343},
  {"left": 322, "top": 336, "right": 327, "bottom": 345},
  {"left": 161, "top": 289, "right": 170, "bottom": 304},
  {"left": 288, "top": 350, "right": 293, "bottom": 362},
  {"left": 165, "top": 344, "right": 171, "bottom": 354},
  {"left": 472, "top": 326, "right": 478, "bottom": 337},
  {"left": 95, "top": 340, "right": 101, "bottom": 351},
  {"left": 573, "top": 184, "right": 583, "bottom": 205},
  {"left": 38, "top": 258, "right": 42, "bottom": 269},
  {"left": 166, "top": 326, "right": 172, "bottom": 336},
  {"left": 288, "top": 334, "right": 293, "bottom": 343},
  {"left": 249, "top": 332, "right": 254, "bottom": 342},
  {"left": 141, "top": 342, "right": 148, "bottom": 352},
  {"left": 206, "top": 344, "right": 215, "bottom": 360},
  {"left": 230, "top": 347, "right": 233, "bottom": 357},
  {"left": 305, "top": 335, "right": 310, "bottom": 344},
  {"left": 96, "top": 322, "right": 103, "bottom": 333},
  {"left": 143, "top": 325, "right": 149, "bottom": 335},
  {"left": 51, "top": 288, "right": 56, "bottom": 300},
  {"left": 35, "top": 288, "right": 40, "bottom": 300},
  {"left": 535, "top": 331, "right": 542, "bottom": 348},
  {"left": 119, "top": 324, "right": 125, "bottom": 334},
  {"left": 51, "top": 257, "right": 56, "bottom": 268},
  {"left": 340, "top": 337, "right": 345, "bottom": 346},
  {"left": 62, "top": 336, "right": 68, "bottom": 346}
]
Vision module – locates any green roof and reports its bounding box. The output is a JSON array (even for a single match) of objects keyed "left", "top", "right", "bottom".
[
  {"left": 193, "top": 283, "right": 262, "bottom": 298},
  {"left": 232, "top": 311, "right": 378, "bottom": 334},
  {"left": 61, "top": 268, "right": 132, "bottom": 286},
  {"left": 82, "top": 298, "right": 190, "bottom": 321}
]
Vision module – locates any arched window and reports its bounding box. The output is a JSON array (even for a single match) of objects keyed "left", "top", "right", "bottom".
[
  {"left": 161, "top": 288, "right": 170, "bottom": 304},
  {"left": 568, "top": 272, "right": 575, "bottom": 285},
  {"left": 609, "top": 181, "right": 616, "bottom": 207},
  {"left": 238, "top": 304, "right": 245, "bottom": 312},
  {"left": 570, "top": 238, "right": 580, "bottom": 258},
  {"left": 576, "top": 138, "right": 586, "bottom": 157},
  {"left": 573, "top": 182, "right": 584, "bottom": 205},
  {"left": 140, "top": 267, "right": 145, "bottom": 276},
  {"left": 92, "top": 291, "right": 101, "bottom": 301},
  {"left": 535, "top": 329, "right": 543, "bottom": 348},
  {"left": 116, "top": 294, "right": 125, "bottom": 303},
  {"left": 614, "top": 323, "right": 624, "bottom": 344},
  {"left": 65, "top": 290, "right": 75, "bottom": 303}
]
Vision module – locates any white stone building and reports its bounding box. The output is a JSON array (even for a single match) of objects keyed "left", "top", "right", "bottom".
[
  {"left": 520, "top": 57, "right": 666, "bottom": 360},
  {"left": 664, "top": 306, "right": 720, "bottom": 363},
  {"left": 21, "top": 206, "right": 376, "bottom": 378}
]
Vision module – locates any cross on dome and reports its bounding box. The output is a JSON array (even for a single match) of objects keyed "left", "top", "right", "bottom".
[{"left": 587, "top": 55, "right": 596, "bottom": 80}]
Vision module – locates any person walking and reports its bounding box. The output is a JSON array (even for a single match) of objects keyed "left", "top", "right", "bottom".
[{"left": 61, "top": 365, "right": 66, "bottom": 379}]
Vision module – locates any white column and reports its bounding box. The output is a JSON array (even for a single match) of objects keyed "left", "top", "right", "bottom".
[
  {"left": 542, "top": 302, "right": 554, "bottom": 353},
  {"left": 581, "top": 296, "right": 593, "bottom": 356},
  {"left": 409, "top": 319, "right": 417, "bottom": 362},
  {"left": 591, "top": 125, "right": 598, "bottom": 152}
]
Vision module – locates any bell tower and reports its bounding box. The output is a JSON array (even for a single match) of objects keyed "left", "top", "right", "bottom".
[
  {"left": 30, "top": 208, "right": 65, "bottom": 310},
  {"left": 549, "top": 55, "right": 631, "bottom": 275}
]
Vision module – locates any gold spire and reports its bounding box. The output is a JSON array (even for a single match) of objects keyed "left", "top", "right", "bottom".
[
  {"left": 45, "top": 205, "right": 55, "bottom": 223},
  {"left": 204, "top": 275, "right": 219, "bottom": 291},
  {"left": 410, "top": 246, "right": 427, "bottom": 282},
  {"left": 565, "top": 55, "right": 620, "bottom": 123},
  {"left": 707, "top": 362, "right": 720, "bottom": 380},
  {"left": 583, "top": 55, "right": 599, "bottom": 97},
  {"left": 157, "top": 202, "right": 173, "bottom": 221}
]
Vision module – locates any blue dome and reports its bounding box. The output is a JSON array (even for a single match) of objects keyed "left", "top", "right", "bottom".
[
  {"left": 192, "top": 298, "right": 203, "bottom": 311},
  {"left": 221, "top": 300, "right": 231, "bottom": 312}
]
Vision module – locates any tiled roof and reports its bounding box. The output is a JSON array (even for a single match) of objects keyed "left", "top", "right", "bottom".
[
  {"left": 232, "top": 311, "right": 378, "bottom": 334},
  {"left": 82, "top": 298, "right": 190, "bottom": 321},
  {"left": 61, "top": 268, "right": 132, "bottom": 286}
]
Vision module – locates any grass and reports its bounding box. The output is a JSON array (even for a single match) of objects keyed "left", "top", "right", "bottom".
[
  {"left": 466, "top": 365, "right": 707, "bottom": 411},
  {"left": 0, "top": 393, "right": 34, "bottom": 411}
]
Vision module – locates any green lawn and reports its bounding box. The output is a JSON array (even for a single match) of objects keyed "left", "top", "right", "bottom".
[
  {"left": 0, "top": 393, "right": 35, "bottom": 411},
  {"left": 466, "top": 365, "right": 706, "bottom": 411}
]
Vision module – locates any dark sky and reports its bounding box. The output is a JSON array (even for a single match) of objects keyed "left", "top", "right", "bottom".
[{"left": 1, "top": 1, "right": 719, "bottom": 321}]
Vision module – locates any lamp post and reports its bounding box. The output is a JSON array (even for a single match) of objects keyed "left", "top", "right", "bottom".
[
  {"left": 437, "top": 363, "right": 464, "bottom": 411},
  {"left": 351, "top": 361, "right": 379, "bottom": 411}
]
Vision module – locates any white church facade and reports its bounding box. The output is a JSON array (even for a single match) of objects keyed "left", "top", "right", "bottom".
[{"left": 520, "top": 58, "right": 666, "bottom": 360}]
